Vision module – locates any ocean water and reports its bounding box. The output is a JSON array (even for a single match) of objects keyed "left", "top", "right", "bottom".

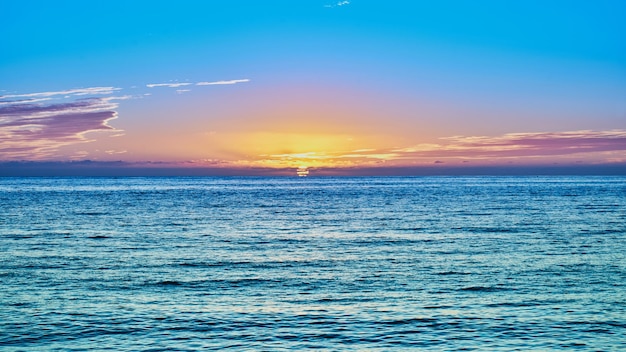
[{"left": 1, "top": 176, "right": 625, "bottom": 351}]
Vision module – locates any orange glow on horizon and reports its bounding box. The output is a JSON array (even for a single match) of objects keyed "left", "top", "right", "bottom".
[{"left": 211, "top": 131, "right": 400, "bottom": 168}]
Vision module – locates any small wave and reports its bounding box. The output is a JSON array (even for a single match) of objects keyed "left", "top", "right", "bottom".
[
  {"left": 177, "top": 261, "right": 254, "bottom": 268},
  {"left": 437, "top": 271, "right": 472, "bottom": 276},
  {"left": 459, "top": 286, "right": 510, "bottom": 292},
  {"left": 380, "top": 317, "right": 438, "bottom": 325},
  {"left": 88, "top": 235, "right": 109, "bottom": 239},
  {"left": 456, "top": 212, "right": 494, "bottom": 216},
  {"left": 560, "top": 343, "right": 587, "bottom": 348},
  {"left": 593, "top": 229, "right": 624, "bottom": 234},
  {"left": 5, "top": 234, "right": 34, "bottom": 239},
  {"left": 463, "top": 227, "right": 520, "bottom": 234},
  {"left": 423, "top": 305, "right": 452, "bottom": 309},
  {"left": 486, "top": 301, "right": 539, "bottom": 307},
  {"left": 154, "top": 280, "right": 183, "bottom": 286},
  {"left": 74, "top": 211, "right": 107, "bottom": 216},
  {"left": 402, "top": 227, "right": 427, "bottom": 232},
  {"left": 23, "top": 264, "right": 65, "bottom": 269},
  {"left": 178, "top": 262, "right": 203, "bottom": 267},
  {"left": 313, "top": 296, "right": 375, "bottom": 304},
  {"left": 582, "top": 328, "right": 612, "bottom": 334},
  {"left": 606, "top": 321, "right": 626, "bottom": 328},
  {"left": 150, "top": 277, "right": 283, "bottom": 288}
]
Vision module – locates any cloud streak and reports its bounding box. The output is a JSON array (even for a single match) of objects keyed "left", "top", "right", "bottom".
[
  {"left": 418, "top": 130, "right": 626, "bottom": 159},
  {"left": 196, "top": 79, "right": 250, "bottom": 86},
  {"left": 146, "top": 79, "right": 250, "bottom": 89},
  {"left": 146, "top": 82, "right": 193, "bottom": 88},
  {"left": 0, "top": 87, "right": 120, "bottom": 99}
]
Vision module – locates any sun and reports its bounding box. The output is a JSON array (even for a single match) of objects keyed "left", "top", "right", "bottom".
[{"left": 296, "top": 166, "right": 310, "bottom": 177}]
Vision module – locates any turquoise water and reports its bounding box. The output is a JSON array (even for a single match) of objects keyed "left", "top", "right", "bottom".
[{"left": 1, "top": 177, "right": 625, "bottom": 350}]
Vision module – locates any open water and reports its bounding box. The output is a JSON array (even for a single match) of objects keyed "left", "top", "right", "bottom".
[{"left": 1, "top": 176, "right": 625, "bottom": 351}]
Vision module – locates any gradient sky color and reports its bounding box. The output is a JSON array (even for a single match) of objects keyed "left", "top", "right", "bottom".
[{"left": 2, "top": 0, "right": 626, "bottom": 174}]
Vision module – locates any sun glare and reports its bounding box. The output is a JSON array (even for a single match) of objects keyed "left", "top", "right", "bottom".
[
  {"left": 213, "top": 131, "right": 399, "bottom": 169},
  {"left": 296, "top": 166, "right": 309, "bottom": 177}
]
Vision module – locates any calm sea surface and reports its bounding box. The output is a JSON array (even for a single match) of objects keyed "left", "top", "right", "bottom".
[{"left": 1, "top": 176, "right": 625, "bottom": 351}]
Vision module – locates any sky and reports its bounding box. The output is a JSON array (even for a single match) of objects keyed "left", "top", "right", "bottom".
[{"left": 1, "top": 0, "right": 626, "bottom": 175}]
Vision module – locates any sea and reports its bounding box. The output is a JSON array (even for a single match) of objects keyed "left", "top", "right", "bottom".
[{"left": 1, "top": 176, "right": 625, "bottom": 351}]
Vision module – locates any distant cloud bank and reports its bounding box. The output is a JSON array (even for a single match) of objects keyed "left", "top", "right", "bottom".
[
  {"left": 250, "top": 130, "right": 626, "bottom": 168},
  {"left": 425, "top": 130, "right": 626, "bottom": 159}
]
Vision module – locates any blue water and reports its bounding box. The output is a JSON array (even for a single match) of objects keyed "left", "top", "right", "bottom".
[{"left": 1, "top": 176, "right": 625, "bottom": 350}]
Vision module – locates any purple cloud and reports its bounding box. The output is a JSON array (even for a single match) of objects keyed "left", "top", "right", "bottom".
[
  {"left": 2, "top": 110, "right": 116, "bottom": 138},
  {"left": 0, "top": 92, "right": 122, "bottom": 160},
  {"left": 384, "top": 130, "right": 626, "bottom": 161},
  {"left": 0, "top": 98, "right": 106, "bottom": 117},
  {"left": 437, "top": 130, "right": 626, "bottom": 157}
]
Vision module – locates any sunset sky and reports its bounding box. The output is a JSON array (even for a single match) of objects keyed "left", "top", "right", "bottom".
[{"left": 2, "top": 0, "right": 625, "bottom": 175}]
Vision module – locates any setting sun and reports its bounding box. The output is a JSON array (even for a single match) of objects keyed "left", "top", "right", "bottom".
[
  {"left": 210, "top": 131, "right": 396, "bottom": 169},
  {"left": 296, "top": 166, "right": 309, "bottom": 177}
]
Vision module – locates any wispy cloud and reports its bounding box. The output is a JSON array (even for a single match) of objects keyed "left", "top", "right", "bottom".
[
  {"left": 0, "top": 89, "right": 124, "bottom": 160},
  {"left": 146, "top": 82, "right": 193, "bottom": 88},
  {"left": 0, "top": 87, "right": 120, "bottom": 99},
  {"left": 196, "top": 79, "right": 250, "bottom": 86},
  {"left": 145, "top": 78, "right": 250, "bottom": 91},
  {"left": 0, "top": 97, "right": 52, "bottom": 106},
  {"left": 390, "top": 130, "right": 626, "bottom": 161},
  {"left": 325, "top": 0, "right": 350, "bottom": 8},
  {"left": 105, "top": 149, "right": 127, "bottom": 155},
  {"left": 146, "top": 79, "right": 250, "bottom": 88}
]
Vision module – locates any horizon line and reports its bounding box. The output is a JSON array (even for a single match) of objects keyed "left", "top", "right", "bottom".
[{"left": 1, "top": 161, "right": 626, "bottom": 177}]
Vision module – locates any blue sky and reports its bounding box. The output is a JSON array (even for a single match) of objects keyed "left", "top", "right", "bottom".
[{"left": 1, "top": 0, "right": 625, "bottom": 172}]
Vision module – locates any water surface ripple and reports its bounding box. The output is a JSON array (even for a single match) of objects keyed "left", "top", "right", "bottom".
[{"left": 1, "top": 176, "right": 625, "bottom": 350}]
